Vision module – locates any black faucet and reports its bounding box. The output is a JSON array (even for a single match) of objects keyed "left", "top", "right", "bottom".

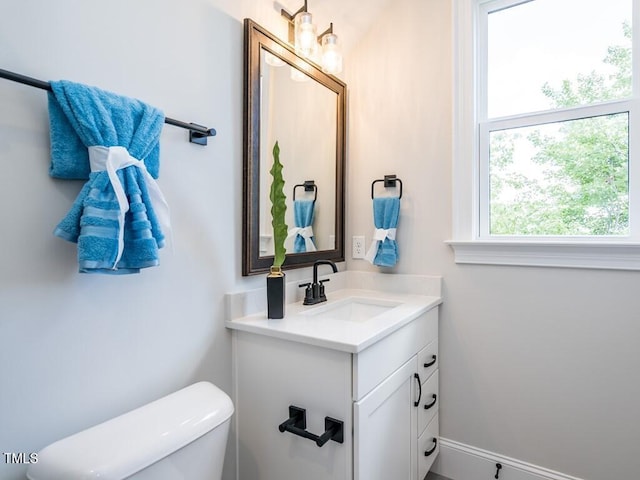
[{"left": 300, "top": 260, "right": 338, "bottom": 305}]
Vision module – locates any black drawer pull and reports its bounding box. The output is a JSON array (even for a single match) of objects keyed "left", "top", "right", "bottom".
[
  {"left": 423, "top": 394, "right": 437, "bottom": 410},
  {"left": 424, "top": 438, "right": 438, "bottom": 456},
  {"left": 414, "top": 373, "right": 422, "bottom": 407},
  {"left": 278, "top": 405, "right": 344, "bottom": 447},
  {"left": 423, "top": 355, "right": 437, "bottom": 368}
]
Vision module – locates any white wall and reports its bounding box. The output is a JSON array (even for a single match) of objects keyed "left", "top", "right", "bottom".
[
  {"left": 0, "top": 1, "right": 299, "bottom": 479},
  {"left": 346, "top": 1, "right": 640, "bottom": 479}
]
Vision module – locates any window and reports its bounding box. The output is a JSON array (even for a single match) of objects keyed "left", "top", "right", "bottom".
[{"left": 450, "top": 0, "right": 640, "bottom": 269}]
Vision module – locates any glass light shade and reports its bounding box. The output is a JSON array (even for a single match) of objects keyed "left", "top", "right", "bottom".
[
  {"left": 290, "top": 67, "right": 310, "bottom": 82},
  {"left": 294, "top": 11, "right": 317, "bottom": 58},
  {"left": 264, "top": 51, "right": 285, "bottom": 67},
  {"left": 321, "top": 33, "right": 342, "bottom": 74}
]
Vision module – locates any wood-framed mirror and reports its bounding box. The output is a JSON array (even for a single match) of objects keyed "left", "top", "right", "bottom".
[{"left": 242, "top": 18, "right": 346, "bottom": 275}]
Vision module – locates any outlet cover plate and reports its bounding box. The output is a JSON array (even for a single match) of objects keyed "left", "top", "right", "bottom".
[{"left": 352, "top": 236, "right": 365, "bottom": 259}]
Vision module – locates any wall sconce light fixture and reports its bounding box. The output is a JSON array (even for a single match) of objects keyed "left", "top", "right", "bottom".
[
  {"left": 294, "top": 9, "right": 318, "bottom": 58},
  {"left": 281, "top": 1, "right": 343, "bottom": 75},
  {"left": 319, "top": 23, "right": 342, "bottom": 75}
]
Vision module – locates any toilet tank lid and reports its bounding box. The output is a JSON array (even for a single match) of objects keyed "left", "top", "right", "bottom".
[{"left": 27, "top": 381, "right": 234, "bottom": 480}]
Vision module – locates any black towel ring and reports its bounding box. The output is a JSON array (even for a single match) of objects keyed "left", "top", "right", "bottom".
[
  {"left": 371, "top": 175, "right": 403, "bottom": 199},
  {"left": 293, "top": 180, "right": 317, "bottom": 202}
]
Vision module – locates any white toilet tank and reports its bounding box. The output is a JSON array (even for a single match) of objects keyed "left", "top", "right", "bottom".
[{"left": 27, "top": 381, "right": 234, "bottom": 480}]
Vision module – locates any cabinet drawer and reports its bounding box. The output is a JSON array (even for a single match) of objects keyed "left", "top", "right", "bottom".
[
  {"left": 418, "top": 416, "right": 439, "bottom": 480},
  {"left": 418, "top": 369, "right": 438, "bottom": 434},
  {"left": 418, "top": 340, "right": 438, "bottom": 382},
  {"left": 353, "top": 307, "right": 438, "bottom": 401}
]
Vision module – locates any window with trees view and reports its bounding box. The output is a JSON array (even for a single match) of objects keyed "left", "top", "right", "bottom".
[{"left": 479, "top": 0, "right": 633, "bottom": 238}]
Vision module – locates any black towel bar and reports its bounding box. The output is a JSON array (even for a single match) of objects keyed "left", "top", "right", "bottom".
[{"left": 0, "top": 68, "right": 216, "bottom": 146}]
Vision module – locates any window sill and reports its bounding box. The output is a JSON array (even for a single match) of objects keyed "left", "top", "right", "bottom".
[{"left": 446, "top": 240, "right": 640, "bottom": 271}]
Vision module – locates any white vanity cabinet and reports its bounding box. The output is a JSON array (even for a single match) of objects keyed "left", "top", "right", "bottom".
[
  {"left": 231, "top": 301, "right": 439, "bottom": 480},
  {"left": 353, "top": 311, "right": 440, "bottom": 480}
]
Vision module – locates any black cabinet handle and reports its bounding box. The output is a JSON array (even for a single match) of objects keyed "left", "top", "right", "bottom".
[
  {"left": 424, "top": 355, "right": 437, "bottom": 368},
  {"left": 278, "top": 405, "right": 344, "bottom": 447},
  {"left": 424, "top": 438, "right": 438, "bottom": 457},
  {"left": 423, "top": 394, "right": 437, "bottom": 410},
  {"left": 414, "top": 373, "right": 422, "bottom": 407}
]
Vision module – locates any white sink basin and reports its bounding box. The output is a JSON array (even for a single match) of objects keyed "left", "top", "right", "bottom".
[
  {"left": 304, "top": 297, "right": 400, "bottom": 323},
  {"left": 226, "top": 281, "right": 442, "bottom": 353}
]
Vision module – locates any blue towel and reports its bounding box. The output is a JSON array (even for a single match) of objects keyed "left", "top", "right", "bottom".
[
  {"left": 365, "top": 197, "right": 400, "bottom": 267},
  {"left": 293, "top": 200, "right": 316, "bottom": 253},
  {"left": 48, "top": 81, "right": 162, "bottom": 179},
  {"left": 48, "top": 80, "right": 167, "bottom": 274}
]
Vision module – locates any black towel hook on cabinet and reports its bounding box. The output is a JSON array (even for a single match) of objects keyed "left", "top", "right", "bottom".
[
  {"left": 278, "top": 405, "right": 344, "bottom": 447},
  {"left": 0, "top": 68, "right": 217, "bottom": 146},
  {"left": 371, "top": 174, "right": 403, "bottom": 199}
]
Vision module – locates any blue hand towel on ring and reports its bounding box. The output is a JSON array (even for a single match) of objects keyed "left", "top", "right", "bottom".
[
  {"left": 364, "top": 197, "right": 400, "bottom": 267},
  {"left": 286, "top": 199, "right": 317, "bottom": 253}
]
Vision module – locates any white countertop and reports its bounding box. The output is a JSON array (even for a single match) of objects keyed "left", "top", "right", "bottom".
[{"left": 225, "top": 288, "right": 441, "bottom": 353}]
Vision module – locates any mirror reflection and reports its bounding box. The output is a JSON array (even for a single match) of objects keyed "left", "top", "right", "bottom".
[
  {"left": 258, "top": 47, "right": 337, "bottom": 257},
  {"left": 243, "top": 19, "right": 346, "bottom": 275}
]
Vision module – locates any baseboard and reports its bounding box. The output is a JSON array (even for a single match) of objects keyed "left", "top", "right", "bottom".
[{"left": 431, "top": 438, "right": 585, "bottom": 480}]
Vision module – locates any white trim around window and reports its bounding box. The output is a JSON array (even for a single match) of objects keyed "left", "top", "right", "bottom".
[
  {"left": 446, "top": 239, "right": 640, "bottom": 270},
  {"left": 449, "top": 0, "right": 640, "bottom": 270}
]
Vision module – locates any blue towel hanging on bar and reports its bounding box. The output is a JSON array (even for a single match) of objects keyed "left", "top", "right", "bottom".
[{"left": 48, "top": 80, "right": 170, "bottom": 274}]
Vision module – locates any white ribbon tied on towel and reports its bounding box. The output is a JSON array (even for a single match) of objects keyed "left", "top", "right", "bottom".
[
  {"left": 286, "top": 226, "right": 317, "bottom": 252},
  {"left": 364, "top": 228, "right": 397, "bottom": 264},
  {"left": 88, "top": 146, "right": 171, "bottom": 268}
]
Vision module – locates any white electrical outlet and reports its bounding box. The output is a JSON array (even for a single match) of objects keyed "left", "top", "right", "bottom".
[{"left": 352, "top": 236, "right": 365, "bottom": 259}]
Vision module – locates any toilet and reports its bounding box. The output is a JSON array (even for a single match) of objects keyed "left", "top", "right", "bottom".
[{"left": 26, "top": 381, "right": 234, "bottom": 480}]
